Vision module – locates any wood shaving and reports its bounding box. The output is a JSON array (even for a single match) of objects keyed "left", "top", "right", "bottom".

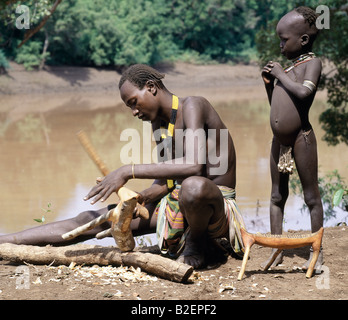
[{"left": 48, "top": 264, "right": 158, "bottom": 284}]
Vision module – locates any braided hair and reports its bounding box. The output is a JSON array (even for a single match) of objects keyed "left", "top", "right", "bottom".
[
  {"left": 119, "top": 64, "right": 165, "bottom": 90},
  {"left": 295, "top": 6, "right": 318, "bottom": 28},
  {"left": 294, "top": 6, "right": 320, "bottom": 46}
]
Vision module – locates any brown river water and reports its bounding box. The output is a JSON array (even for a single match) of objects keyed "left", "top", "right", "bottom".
[{"left": 0, "top": 92, "right": 347, "bottom": 245}]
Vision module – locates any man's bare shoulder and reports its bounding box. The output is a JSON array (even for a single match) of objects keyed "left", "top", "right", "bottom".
[
  {"left": 182, "top": 96, "right": 211, "bottom": 112},
  {"left": 181, "top": 95, "right": 225, "bottom": 130}
]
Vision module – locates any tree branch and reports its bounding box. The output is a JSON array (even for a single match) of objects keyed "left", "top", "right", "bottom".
[{"left": 17, "top": 0, "right": 62, "bottom": 49}]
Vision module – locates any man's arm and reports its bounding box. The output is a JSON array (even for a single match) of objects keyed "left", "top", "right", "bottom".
[
  {"left": 138, "top": 179, "right": 169, "bottom": 204},
  {"left": 84, "top": 97, "right": 207, "bottom": 204}
]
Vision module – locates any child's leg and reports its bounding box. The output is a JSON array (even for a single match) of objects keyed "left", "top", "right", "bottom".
[
  {"left": 293, "top": 130, "right": 324, "bottom": 269},
  {"left": 293, "top": 130, "right": 323, "bottom": 233},
  {"left": 261, "top": 137, "right": 289, "bottom": 268},
  {"left": 269, "top": 137, "right": 290, "bottom": 234}
]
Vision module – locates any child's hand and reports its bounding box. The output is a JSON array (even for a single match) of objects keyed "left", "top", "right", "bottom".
[
  {"left": 268, "top": 62, "right": 283, "bottom": 78},
  {"left": 262, "top": 61, "right": 275, "bottom": 84}
]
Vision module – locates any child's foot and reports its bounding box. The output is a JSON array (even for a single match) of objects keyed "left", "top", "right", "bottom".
[
  {"left": 260, "top": 248, "right": 283, "bottom": 270},
  {"left": 302, "top": 247, "right": 323, "bottom": 272}
]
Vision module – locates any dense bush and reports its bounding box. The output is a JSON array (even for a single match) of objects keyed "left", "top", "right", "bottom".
[{"left": 0, "top": 0, "right": 260, "bottom": 66}]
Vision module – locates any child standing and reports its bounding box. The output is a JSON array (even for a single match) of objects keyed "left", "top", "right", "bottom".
[{"left": 261, "top": 7, "right": 324, "bottom": 270}]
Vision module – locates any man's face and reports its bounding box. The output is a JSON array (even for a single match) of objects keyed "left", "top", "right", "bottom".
[
  {"left": 276, "top": 12, "right": 307, "bottom": 60},
  {"left": 120, "top": 80, "right": 157, "bottom": 122}
]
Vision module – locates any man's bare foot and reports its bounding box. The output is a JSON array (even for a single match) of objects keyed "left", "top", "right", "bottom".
[
  {"left": 302, "top": 247, "right": 323, "bottom": 272},
  {"left": 260, "top": 248, "right": 283, "bottom": 270},
  {"left": 176, "top": 232, "right": 206, "bottom": 269}
]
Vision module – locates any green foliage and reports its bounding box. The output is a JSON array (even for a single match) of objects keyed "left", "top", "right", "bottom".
[
  {"left": 333, "top": 188, "right": 347, "bottom": 207},
  {"left": 14, "top": 40, "right": 49, "bottom": 70},
  {"left": 317, "top": 4, "right": 348, "bottom": 146},
  {"left": 290, "top": 169, "right": 348, "bottom": 221},
  {"left": 1, "top": 0, "right": 260, "bottom": 67},
  {"left": 34, "top": 202, "right": 53, "bottom": 224},
  {"left": 0, "top": 49, "right": 9, "bottom": 71},
  {"left": 168, "top": 0, "right": 258, "bottom": 63},
  {"left": 0, "top": 0, "right": 54, "bottom": 26}
]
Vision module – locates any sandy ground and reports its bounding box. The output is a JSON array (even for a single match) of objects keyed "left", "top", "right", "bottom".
[
  {"left": 0, "top": 62, "right": 346, "bottom": 303},
  {"left": 0, "top": 226, "right": 347, "bottom": 302}
]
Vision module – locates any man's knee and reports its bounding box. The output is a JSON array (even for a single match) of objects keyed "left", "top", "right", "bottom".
[{"left": 180, "top": 176, "right": 210, "bottom": 207}]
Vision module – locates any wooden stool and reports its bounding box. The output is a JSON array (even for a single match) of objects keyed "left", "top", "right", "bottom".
[{"left": 237, "top": 227, "right": 324, "bottom": 280}]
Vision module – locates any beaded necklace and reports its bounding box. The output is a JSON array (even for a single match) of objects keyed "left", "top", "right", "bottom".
[
  {"left": 284, "top": 52, "right": 316, "bottom": 73},
  {"left": 160, "top": 95, "right": 179, "bottom": 189}
]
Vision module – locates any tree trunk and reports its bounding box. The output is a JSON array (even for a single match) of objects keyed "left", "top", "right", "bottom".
[{"left": 39, "top": 30, "right": 49, "bottom": 70}]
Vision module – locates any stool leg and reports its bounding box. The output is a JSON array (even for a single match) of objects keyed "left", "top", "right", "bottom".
[
  {"left": 238, "top": 245, "right": 251, "bottom": 281},
  {"left": 306, "top": 248, "right": 319, "bottom": 278}
]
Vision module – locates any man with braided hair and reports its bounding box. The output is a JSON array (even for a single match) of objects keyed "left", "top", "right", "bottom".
[
  {"left": 0, "top": 64, "right": 245, "bottom": 269},
  {"left": 261, "top": 7, "right": 324, "bottom": 271}
]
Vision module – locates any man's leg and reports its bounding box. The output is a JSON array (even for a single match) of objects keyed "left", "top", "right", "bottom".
[
  {"left": 0, "top": 207, "right": 112, "bottom": 246},
  {"left": 177, "top": 176, "right": 226, "bottom": 268},
  {"left": 0, "top": 202, "right": 158, "bottom": 246}
]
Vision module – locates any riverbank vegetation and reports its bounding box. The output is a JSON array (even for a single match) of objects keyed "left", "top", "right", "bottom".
[{"left": 1, "top": 0, "right": 347, "bottom": 146}]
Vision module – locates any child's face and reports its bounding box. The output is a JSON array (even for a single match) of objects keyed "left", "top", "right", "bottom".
[
  {"left": 120, "top": 80, "right": 158, "bottom": 122},
  {"left": 276, "top": 11, "right": 308, "bottom": 60}
]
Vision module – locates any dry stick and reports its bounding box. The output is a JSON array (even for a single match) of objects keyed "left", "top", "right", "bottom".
[
  {"left": 62, "top": 209, "right": 114, "bottom": 241},
  {"left": 76, "top": 130, "right": 109, "bottom": 176},
  {"left": 62, "top": 131, "right": 149, "bottom": 249},
  {"left": 76, "top": 130, "right": 149, "bottom": 222},
  {"left": 237, "top": 227, "right": 324, "bottom": 280},
  {"left": 0, "top": 243, "right": 193, "bottom": 283}
]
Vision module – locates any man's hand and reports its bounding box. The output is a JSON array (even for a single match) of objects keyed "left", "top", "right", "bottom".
[{"left": 84, "top": 167, "right": 129, "bottom": 204}]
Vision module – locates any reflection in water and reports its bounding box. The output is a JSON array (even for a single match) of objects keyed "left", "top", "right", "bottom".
[{"left": 0, "top": 95, "right": 347, "bottom": 240}]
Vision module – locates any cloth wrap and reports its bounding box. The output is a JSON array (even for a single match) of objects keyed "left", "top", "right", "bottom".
[{"left": 155, "top": 184, "right": 245, "bottom": 257}]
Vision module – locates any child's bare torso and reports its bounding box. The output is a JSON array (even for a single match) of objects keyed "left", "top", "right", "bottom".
[{"left": 270, "top": 63, "right": 315, "bottom": 146}]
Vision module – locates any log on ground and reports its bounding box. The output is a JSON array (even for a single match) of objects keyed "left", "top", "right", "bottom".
[{"left": 0, "top": 243, "right": 193, "bottom": 283}]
